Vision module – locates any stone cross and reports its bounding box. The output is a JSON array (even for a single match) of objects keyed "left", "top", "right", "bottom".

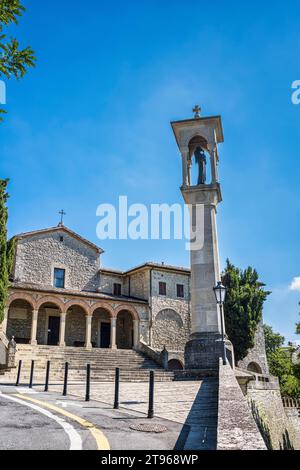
[{"left": 193, "top": 105, "right": 201, "bottom": 119}]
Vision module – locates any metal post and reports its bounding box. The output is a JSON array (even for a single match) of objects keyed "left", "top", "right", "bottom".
[
  {"left": 114, "top": 368, "right": 120, "bottom": 409},
  {"left": 220, "top": 304, "right": 227, "bottom": 365},
  {"left": 63, "top": 362, "right": 69, "bottom": 396},
  {"left": 85, "top": 364, "right": 91, "bottom": 402},
  {"left": 148, "top": 370, "right": 154, "bottom": 419},
  {"left": 29, "top": 360, "right": 34, "bottom": 389},
  {"left": 15, "top": 360, "right": 22, "bottom": 387},
  {"left": 44, "top": 361, "right": 50, "bottom": 392}
]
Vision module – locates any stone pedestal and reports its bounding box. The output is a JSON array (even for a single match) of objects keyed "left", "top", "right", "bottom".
[{"left": 185, "top": 333, "right": 233, "bottom": 369}]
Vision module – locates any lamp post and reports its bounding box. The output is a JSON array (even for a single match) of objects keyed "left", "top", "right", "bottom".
[{"left": 213, "top": 281, "right": 227, "bottom": 365}]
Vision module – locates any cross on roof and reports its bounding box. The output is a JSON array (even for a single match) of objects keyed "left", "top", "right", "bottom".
[
  {"left": 193, "top": 105, "right": 201, "bottom": 118},
  {"left": 58, "top": 209, "right": 66, "bottom": 226}
]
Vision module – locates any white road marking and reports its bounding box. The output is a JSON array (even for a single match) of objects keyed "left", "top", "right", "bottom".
[
  {"left": 56, "top": 401, "right": 83, "bottom": 409},
  {"left": 0, "top": 393, "right": 82, "bottom": 450}
]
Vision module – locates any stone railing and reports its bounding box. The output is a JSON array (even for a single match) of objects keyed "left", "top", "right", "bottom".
[
  {"left": 282, "top": 397, "right": 300, "bottom": 409},
  {"left": 138, "top": 341, "right": 168, "bottom": 369},
  {"left": 217, "top": 358, "right": 267, "bottom": 450}
]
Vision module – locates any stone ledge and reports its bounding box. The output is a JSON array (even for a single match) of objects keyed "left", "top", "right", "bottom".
[{"left": 217, "top": 360, "right": 266, "bottom": 450}]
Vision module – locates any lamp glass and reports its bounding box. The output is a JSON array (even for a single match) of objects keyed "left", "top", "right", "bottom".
[{"left": 213, "top": 282, "right": 227, "bottom": 304}]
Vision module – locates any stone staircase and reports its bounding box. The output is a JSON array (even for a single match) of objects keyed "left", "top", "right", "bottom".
[{"left": 0, "top": 345, "right": 175, "bottom": 383}]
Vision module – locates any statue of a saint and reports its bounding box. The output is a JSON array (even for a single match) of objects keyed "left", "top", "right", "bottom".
[{"left": 194, "top": 146, "right": 206, "bottom": 185}]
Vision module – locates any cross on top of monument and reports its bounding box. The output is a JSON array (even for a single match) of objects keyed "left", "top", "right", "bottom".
[
  {"left": 193, "top": 105, "right": 201, "bottom": 119},
  {"left": 58, "top": 209, "right": 66, "bottom": 226}
]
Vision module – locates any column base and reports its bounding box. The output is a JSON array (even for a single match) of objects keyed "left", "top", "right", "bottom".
[
  {"left": 184, "top": 332, "right": 232, "bottom": 369},
  {"left": 30, "top": 340, "right": 38, "bottom": 346}
]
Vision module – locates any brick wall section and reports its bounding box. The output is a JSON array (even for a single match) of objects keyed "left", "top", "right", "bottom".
[
  {"left": 14, "top": 230, "right": 100, "bottom": 292},
  {"left": 217, "top": 362, "right": 266, "bottom": 450},
  {"left": 238, "top": 322, "right": 269, "bottom": 374}
]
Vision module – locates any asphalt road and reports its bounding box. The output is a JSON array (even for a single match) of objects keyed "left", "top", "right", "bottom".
[{"left": 0, "top": 385, "right": 185, "bottom": 451}]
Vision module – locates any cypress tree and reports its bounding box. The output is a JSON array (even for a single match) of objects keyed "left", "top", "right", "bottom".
[{"left": 0, "top": 179, "right": 15, "bottom": 324}]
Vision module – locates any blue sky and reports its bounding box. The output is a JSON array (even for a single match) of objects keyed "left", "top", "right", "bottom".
[{"left": 1, "top": 0, "right": 300, "bottom": 343}]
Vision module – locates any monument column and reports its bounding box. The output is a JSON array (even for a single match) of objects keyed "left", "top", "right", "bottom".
[{"left": 171, "top": 106, "right": 232, "bottom": 369}]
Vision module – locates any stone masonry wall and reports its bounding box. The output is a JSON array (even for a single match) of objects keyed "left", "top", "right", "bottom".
[
  {"left": 129, "top": 270, "right": 149, "bottom": 300},
  {"left": 14, "top": 230, "right": 100, "bottom": 292},
  {"left": 247, "top": 387, "right": 300, "bottom": 450},
  {"left": 151, "top": 270, "right": 190, "bottom": 352},
  {"left": 238, "top": 322, "right": 269, "bottom": 375}
]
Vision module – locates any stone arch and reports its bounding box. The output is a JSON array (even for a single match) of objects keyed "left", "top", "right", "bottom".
[
  {"left": 7, "top": 292, "right": 36, "bottom": 310},
  {"left": 168, "top": 359, "right": 184, "bottom": 371},
  {"left": 65, "top": 299, "right": 90, "bottom": 316},
  {"left": 247, "top": 362, "right": 263, "bottom": 374},
  {"left": 114, "top": 304, "right": 139, "bottom": 320},
  {"left": 91, "top": 305, "right": 114, "bottom": 349},
  {"left": 6, "top": 298, "right": 35, "bottom": 343},
  {"left": 152, "top": 309, "right": 186, "bottom": 351},
  {"left": 116, "top": 309, "right": 134, "bottom": 349},
  {"left": 36, "top": 296, "right": 65, "bottom": 313},
  {"left": 91, "top": 302, "right": 114, "bottom": 318}
]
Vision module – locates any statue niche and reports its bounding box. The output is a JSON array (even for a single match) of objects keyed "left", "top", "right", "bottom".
[{"left": 187, "top": 145, "right": 207, "bottom": 186}]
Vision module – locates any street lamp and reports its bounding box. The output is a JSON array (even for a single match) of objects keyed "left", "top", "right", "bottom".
[{"left": 213, "top": 281, "right": 227, "bottom": 365}]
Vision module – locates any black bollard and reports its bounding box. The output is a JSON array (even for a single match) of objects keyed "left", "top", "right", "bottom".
[
  {"left": 147, "top": 370, "right": 154, "bottom": 419},
  {"left": 44, "top": 360, "right": 50, "bottom": 392},
  {"left": 15, "top": 360, "right": 22, "bottom": 387},
  {"left": 114, "top": 368, "right": 120, "bottom": 410},
  {"left": 85, "top": 364, "right": 91, "bottom": 402},
  {"left": 29, "top": 360, "right": 34, "bottom": 389},
  {"left": 63, "top": 362, "right": 69, "bottom": 396}
]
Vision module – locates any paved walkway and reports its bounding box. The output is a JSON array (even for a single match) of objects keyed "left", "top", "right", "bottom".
[{"left": 34, "top": 378, "right": 218, "bottom": 450}]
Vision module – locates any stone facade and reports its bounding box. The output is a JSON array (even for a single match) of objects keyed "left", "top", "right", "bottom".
[{"left": 2, "top": 225, "right": 269, "bottom": 373}]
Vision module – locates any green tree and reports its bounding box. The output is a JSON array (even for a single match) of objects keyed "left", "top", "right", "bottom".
[
  {"left": 263, "top": 324, "right": 285, "bottom": 355},
  {"left": 264, "top": 324, "right": 300, "bottom": 398},
  {"left": 0, "top": 179, "right": 15, "bottom": 324},
  {"left": 222, "top": 260, "right": 271, "bottom": 363},
  {"left": 0, "top": 0, "right": 35, "bottom": 121}
]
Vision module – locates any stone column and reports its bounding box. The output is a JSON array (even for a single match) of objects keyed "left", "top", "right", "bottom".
[
  {"left": 181, "top": 149, "right": 189, "bottom": 187},
  {"left": 1, "top": 307, "right": 9, "bottom": 334},
  {"left": 208, "top": 143, "right": 217, "bottom": 184},
  {"left": 133, "top": 320, "right": 139, "bottom": 349},
  {"left": 30, "top": 310, "right": 39, "bottom": 346},
  {"left": 59, "top": 312, "right": 67, "bottom": 347},
  {"left": 85, "top": 315, "right": 92, "bottom": 350},
  {"left": 110, "top": 317, "right": 117, "bottom": 350}
]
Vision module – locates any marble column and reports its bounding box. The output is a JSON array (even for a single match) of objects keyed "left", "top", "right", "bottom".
[
  {"left": 208, "top": 144, "right": 217, "bottom": 184},
  {"left": 133, "top": 320, "right": 139, "bottom": 349},
  {"left": 110, "top": 317, "right": 117, "bottom": 350},
  {"left": 30, "top": 310, "right": 39, "bottom": 345},
  {"left": 59, "top": 312, "right": 67, "bottom": 347},
  {"left": 85, "top": 315, "right": 92, "bottom": 349}
]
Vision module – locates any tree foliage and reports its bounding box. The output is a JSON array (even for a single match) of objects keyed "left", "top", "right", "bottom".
[
  {"left": 0, "top": 0, "right": 35, "bottom": 120},
  {"left": 263, "top": 324, "right": 285, "bottom": 355},
  {"left": 222, "top": 259, "right": 271, "bottom": 363},
  {"left": 264, "top": 324, "right": 300, "bottom": 398},
  {"left": 0, "top": 179, "right": 15, "bottom": 324}
]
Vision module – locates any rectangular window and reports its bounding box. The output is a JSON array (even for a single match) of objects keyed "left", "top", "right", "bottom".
[
  {"left": 54, "top": 268, "right": 65, "bottom": 288},
  {"left": 159, "top": 282, "right": 167, "bottom": 296},
  {"left": 177, "top": 284, "right": 184, "bottom": 298},
  {"left": 113, "top": 283, "right": 122, "bottom": 296}
]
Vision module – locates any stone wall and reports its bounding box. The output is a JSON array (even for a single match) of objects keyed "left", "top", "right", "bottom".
[
  {"left": 238, "top": 321, "right": 269, "bottom": 375},
  {"left": 217, "top": 361, "right": 266, "bottom": 450},
  {"left": 129, "top": 270, "right": 149, "bottom": 300},
  {"left": 14, "top": 230, "right": 100, "bottom": 292},
  {"left": 247, "top": 387, "right": 300, "bottom": 450},
  {"left": 99, "top": 273, "right": 128, "bottom": 296},
  {"left": 7, "top": 301, "right": 32, "bottom": 342},
  {"left": 151, "top": 269, "right": 190, "bottom": 352}
]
